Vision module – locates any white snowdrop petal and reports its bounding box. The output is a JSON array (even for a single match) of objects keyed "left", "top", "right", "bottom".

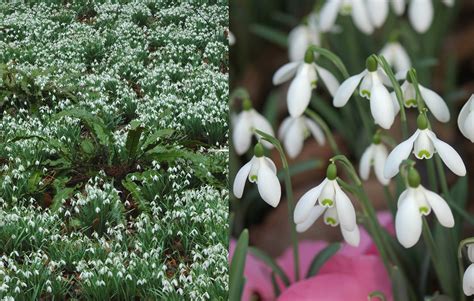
[
  {"left": 468, "top": 245, "right": 474, "bottom": 263},
  {"left": 413, "top": 130, "right": 435, "bottom": 159},
  {"left": 272, "top": 61, "right": 301, "bottom": 85},
  {"left": 392, "top": 0, "right": 406, "bottom": 16},
  {"left": 251, "top": 110, "right": 275, "bottom": 149},
  {"left": 409, "top": 0, "right": 433, "bottom": 33},
  {"left": 458, "top": 96, "right": 474, "bottom": 142},
  {"left": 294, "top": 180, "right": 328, "bottom": 224},
  {"left": 464, "top": 264, "right": 474, "bottom": 296},
  {"left": 395, "top": 195, "right": 423, "bottom": 248},
  {"left": 304, "top": 118, "right": 325, "bottom": 145},
  {"left": 384, "top": 130, "right": 420, "bottom": 178},
  {"left": 428, "top": 132, "right": 466, "bottom": 176},
  {"left": 278, "top": 116, "right": 293, "bottom": 139},
  {"left": 283, "top": 118, "right": 305, "bottom": 158},
  {"left": 391, "top": 92, "right": 401, "bottom": 115},
  {"left": 341, "top": 225, "right": 360, "bottom": 247},
  {"left": 351, "top": 0, "right": 374, "bottom": 34},
  {"left": 334, "top": 183, "right": 356, "bottom": 231},
  {"left": 367, "top": 0, "right": 388, "bottom": 27},
  {"left": 233, "top": 161, "right": 252, "bottom": 198},
  {"left": 397, "top": 189, "right": 409, "bottom": 208},
  {"left": 419, "top": 86, "right": 450, "bottom": 122},
  {"left": 393, "top": 43, "right": 411, "bottom": 75},
  {"left": 374, "top": 144, "right": 390, "bottom": 185},
  {"left": 359, "top": 145, "right": 374, "bottom": 181},
  {"left": 370, "top": 80, "right": 395, "bottom": 129},
  {"left": 264, "top": 157, "right": 277, "bottom": 174},
  {"left": 333, "top": 71, "right": 366, "bottom": 107},
  {"left": 423, "top": 189, "right": 454, "bottom": 228},
  {"left": 296, "top": 205, "right": 326, "bottom": 233},
  {"left": 287, "top": 67, "right": 313, "bottom": 117},
  {"left": 319, "top": 0, "right": 342, "bottom": 32},
  {"left": 257, "top": 160, "right": 281, "bottom": 207},
  {"left": 463, "top": 113, "right": 474, "bottom": 143},
  {"left": 233, "top": 113, "right": 252, "bottom": 155},
  {"left": 288, "top": 26, "right": 308, "bottom": 62},
  {"left": 315, "top": 65, "right": 340, "bottom": 96}
]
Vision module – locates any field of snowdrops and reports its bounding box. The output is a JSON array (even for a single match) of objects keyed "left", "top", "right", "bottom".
[{"left": 0, "top": 1, "right": 228, "bottom": 300}]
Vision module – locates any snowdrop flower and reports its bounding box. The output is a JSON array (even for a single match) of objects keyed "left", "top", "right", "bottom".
[
  {"left": 228, "top": 31, "right": 236, "bottom": 45},
  {"left": 233, "top": 143, "right": 281, "bottom": 207},
  {"left": 409, "top": 0, "right": 434, "bottom": 33},
  {"left": 366, "top": 0, "right": 389, "bottom": 28},
  {"left": 288, "top": 14, "right": 320, "bottom": 62},
  {"left": 278, "top": 116, "right": 325, "bottom": 159},
  {"left": 293, "top": 163, "right": 360, "bottom": 246},
  {"left": 273, "top": 50, "right": 339, "bottom": 117},
  {"left": 458, "top": 94, "right": 474, "bottom": 142},
  {"left": 333, "top": 56, "right": 397, "bottom": 129},
  {"left": 232, "top": 99, "right": 274, "bottom": 155},
  {"left": 395, "top": 167, "right": 454, "bottom": 248},
  {"left": 379, "top": 42, "right": 411, "bottom": 78},
  {"left": 463, "top": 244, "right": 474, "bottom": 296},
  {"left": 392, "top": 75, "right": 450, "bottom": 122},
  {"left": 391, "top": 0, "right": 406, "bottom": 15},
  {"left": 384, "top": 114, "right": 466, "bottom": 178},
  {"left": 319, "top": 0, "right": 374, "bottom": 35},
  {"left": 359, "top": 133, "right": 390, "bottom": 185}
]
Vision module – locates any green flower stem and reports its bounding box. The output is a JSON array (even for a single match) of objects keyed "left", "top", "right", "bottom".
[
  {"left": 377, "top": 55, "right": 408, "bottom": 139},
  {"left": 422, "top": 218, "right": 452, "bottom": 295},
  {"left": 426, "top": 159, "right": 438, "bottom": 191},
  {"left": 305, "top": 108, "right": 341, "bottom": 155},
  {"left": 383, "top": 185, "right": 396, "bottom": 217},
  {"left": 355, "top": 95, "right": 374, "bottom": 137},
  {"left": 255, "top": 129, "right": 300, "bottom": 281}
]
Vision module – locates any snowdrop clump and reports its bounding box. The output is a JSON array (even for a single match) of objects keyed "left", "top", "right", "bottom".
[{"left": 0, "top": 1, "right": 228, "bottom": 299}]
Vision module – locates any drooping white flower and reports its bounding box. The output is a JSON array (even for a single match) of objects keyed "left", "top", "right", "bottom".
[
  {"left": 319, "top": 0, "right": 374, "bottom": 35},
  {"left": 379, "top": 42, "right": 411, "bottom": 78},
  {"left": 384, "top": 115, "right": 466, "bottom": 179},
  {"left": 458, "top": 94, "right": 474, "bottom": 142},
  {"left": 228, "top": 31, "right": 236, "bottom": 45},
  {"left": 395, "top": 169, "right": 454, "bottom": 248},
  {"left": 463, "top": 244, "right": 474, "bottom": 296},
  {"left": 232, "top": 100, "right": 274, "bottom": 155},
  {"left": 366, "top": 0, "right": 389, "bottom": 28},
  {"left": 273, "top": 52, "right": 340, "bottom": 117},
  {"left": 278, "top": 116, "right": 325, "bottom": 159},
  {"left": 391, "top": 79, "right": 450, "bottom": 122},
  {"left": 408, "top": 0, "right": 434, "bottom": 33},
  {"left": 359, "top": 136, "right": 390, "bottom": 185},
  {"left": 233, "top": 143, "right": 281, "bottom": 207},
  {"left": 391, "top": 0, "right": 406, "bottom": 15},
  {"left": 288, "top": 14, "right": 320, "bottom": 62},
  {"left": 333, "top": 56, "right": 398, "bottom": 129},
  {"left": 293, "top": 163, "right": 360, "bottom": 246}
]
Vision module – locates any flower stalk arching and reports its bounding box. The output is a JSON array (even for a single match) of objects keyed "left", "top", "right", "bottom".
[
  {"left": 255, "top": 129, "right": 300, "bottom": 281},
  {"left": 377, "top": 55, "right": 408, "bottom": 139},
  {"left": 305, "top": 108, "right": 340, "bottom": 155}
]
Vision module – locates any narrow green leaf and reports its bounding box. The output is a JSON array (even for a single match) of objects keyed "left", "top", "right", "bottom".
[
  {"left": 390, "top": 265, "right": 409, "bottom": 301},
  {"left": 368, "top": 291, "right": 387, "bottom": 301},
  {"left": 249, "top": 247, "right": 291, "bottom": 286},
  {"left": 309, "top": 45, "right": 349, "bottom": 78},
  {"left": 125, "top": 126, "right": 144, "bottom": 160},
  {"left": 306, "top": 243, "right": 341, "bottom": 277},
  {"left": 250, "top": 24, "right": 288, "bottom": 48},
  {"left": 270, "top": 272, "right": 281, "bottom": 297},
  {"left": 230, "top": 229, "right": 249, "bottom": 301},
  {"left": 142, "top": 129, "right": 175, "bottom": 152}
]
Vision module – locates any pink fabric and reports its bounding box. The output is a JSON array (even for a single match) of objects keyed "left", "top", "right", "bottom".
[{"left": 229, "top": 212, "right": 394, "bottom": 301}]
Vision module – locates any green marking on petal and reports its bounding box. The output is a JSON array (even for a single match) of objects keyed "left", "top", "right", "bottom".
[
  {"left": 250, "top": 175, "right": 258, "bottom": 182},
  {"left": 417, "top": 150, "right": 431, "bottom": 159},
  {"left": 404, "top": 99, "right": 417, "bottom": 107},
  {"left": 311, "top": 80, "right": 318, "bottom": 89},
  {"left": 419, "top": 206, "right": 429, "bottom": 215},
  {"left": 341, "top": 4, "right": 351, "bottom": 15},
  {"left": 361, "top": 90, "right": 370, "bottom": 98},
  {"left": 325, "top": 217, "right": 337, "bottom": 226},
  {"left": 321, "top": 199, "right": 334, "bottom": 207}
]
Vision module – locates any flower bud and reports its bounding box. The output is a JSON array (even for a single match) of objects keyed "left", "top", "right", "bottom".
[
  {"left": 417, "top": 114, "right": 428, "bottom": 130},
  {"left": 242, "top": 98, "right": 252, "bottom": 111},
  {"left": 407, "top": 167, "right": 421, "bottom": 188},
  {"left": 366, "top": 55, "right": 378, "bottom": 72},
  {"left": 253, "top": 143, "right": 265, "bottom": 157},
  {"left": 304, "top": 48, "right": 314, "bottom": 64},
  {"left": 326, "top": 162, "right": 337, "bottom": 180}
]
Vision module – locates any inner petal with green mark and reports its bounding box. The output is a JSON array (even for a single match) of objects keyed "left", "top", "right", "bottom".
[
  {"left": 250, "top": 175, "right": 258, "bottom": 182},
  {"left": 340, "top": 4, "right": 351, "bottom": 15},
  {"left": 361, "top": 90, "right": 370, "bottom": 98},
  {"left": 321, "top": 199, "right": 334, "bottom": 207},
  {"left": 419, "top": 206, "right": 429, "bottom": 215},
  {"left": 404, "top": 99, "right": 417, "bottom": 107},
  {"left": 325, "top": 217, "right": 337, "bottom": 226},
  {"left": 417, "top": 150, "right": 432, "bottom": 159},
  {"left": 311, "top": 80, "right": 318, "bottom": 89}
]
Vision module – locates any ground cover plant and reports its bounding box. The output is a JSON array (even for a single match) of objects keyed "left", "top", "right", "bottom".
[{"left": 0, "top": 1, "right": 229, "bottom": 300}]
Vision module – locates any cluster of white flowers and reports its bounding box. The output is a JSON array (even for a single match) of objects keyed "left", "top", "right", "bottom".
[{"left": 0, "top": 1, "right": 228, "bottom": 299}]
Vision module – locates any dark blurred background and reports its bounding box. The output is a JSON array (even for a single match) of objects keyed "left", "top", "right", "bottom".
[{"left": 230, "top": 0, "right": 474, "bottom": 257}]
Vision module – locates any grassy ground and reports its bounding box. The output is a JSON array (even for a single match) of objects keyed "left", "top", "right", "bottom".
[{"left": 0, "top": 1, "right": 228, "bottom": 300}]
